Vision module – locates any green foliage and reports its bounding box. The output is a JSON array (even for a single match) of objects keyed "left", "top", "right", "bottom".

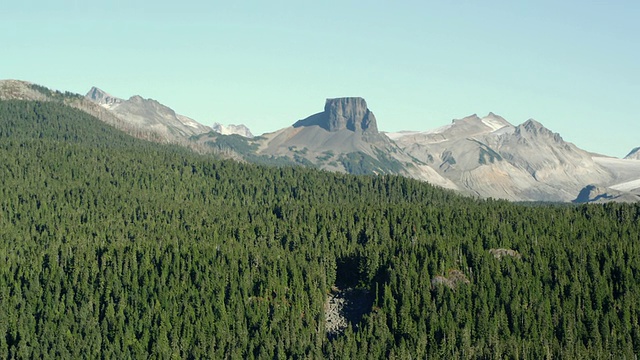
[
  {"left": 1, "top": 100, "right": 640, "bottom": 358},
  {"left": 316, "top": 150, "right": 334, "bottom": 162},
  {"left": 197, "top": 132, "right": 258, "bottom": 154},
  {"left": 28, "top": 84, "right": 84, "bottom": 101},
  {"left": 339, "top": 149, "right": 404, "bottom": 175}
]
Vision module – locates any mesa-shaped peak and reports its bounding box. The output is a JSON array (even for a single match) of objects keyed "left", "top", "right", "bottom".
[
  {"left": 323, "top": 97, "right": 378, "bottom": 133},
  {"left": 294, "top": 97, "right": 379, "bottom": 134}
]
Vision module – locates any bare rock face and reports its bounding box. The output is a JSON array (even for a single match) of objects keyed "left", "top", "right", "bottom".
[
  {"left": 86, "top": 87, "right": 122, "bottom": 108},
  {"left": 390, "top": 114, "right": 615, "bottom": 201},
  {"left": 625, "top": 147, "right": 640, "bottom": 160},
  {"left": 515, "top": 119, "right": 565, "bottom": 144},
  {"left": 211, "top": 123, "right": 254, "bottom": 138},
  {"left": 324, "top": 97, "right": 378, "bottom": 133},
  {"left": 85, "top": 87, "right": 211, "bottom": 141},
  {"left": 293, "top": 97, "right": 379, "bottom": 134},
  {"left": 431, "top": 269, "right": 470, "bottom": 289}
]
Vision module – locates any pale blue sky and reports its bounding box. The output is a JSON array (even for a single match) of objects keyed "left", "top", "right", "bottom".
[{"left": 2, "top": 1, "right": 638, "bottom": 157}]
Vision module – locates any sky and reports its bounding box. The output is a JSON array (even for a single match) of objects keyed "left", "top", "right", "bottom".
[{"left": 2, "top": 1, "right": 638, "bottom": 157}]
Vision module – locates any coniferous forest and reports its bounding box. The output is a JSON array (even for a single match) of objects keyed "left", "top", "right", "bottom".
[{"left": 1, "top": 100, "right": 640, "bottom": 359}]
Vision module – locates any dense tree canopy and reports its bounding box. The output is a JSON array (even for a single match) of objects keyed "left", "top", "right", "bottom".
[{"left": 1, "top": 100, "right": 639, "bottom": 358}]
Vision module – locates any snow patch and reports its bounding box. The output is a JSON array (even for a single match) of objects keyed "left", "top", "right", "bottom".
[
  {"left": 384, "top": 131, "right": 418, "bottom": 140},
  {"left": 385, "top": 124, "right": 452, "bottom": 139},
  {"left": 481, "top": 117, "right": 509, "bottom": 132},
  {"left": 176, "top": 115, "right": 201, "bottom": 129},
  {"left": 610, "top": 178, "right": 640, "bottom": 192},
  {"left": 423, "top": 123, "right": 453, "bottom": 135}
]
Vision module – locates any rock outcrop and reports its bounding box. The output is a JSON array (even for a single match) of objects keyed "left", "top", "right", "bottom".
[
  {"left": 212, "top": 123, "right": 254, "bottom": 138},
  {"left": 86, "top": 87, "right": 122, "bottom": 108},
  {"left": 431, "top": 269, "right": 470, "bottom": 289},
  {"left": 293, "top": 97, "right": 378, "bottom": 133},
  {"left": 489, "top": 248, "right": 522, "bottom": 260}
]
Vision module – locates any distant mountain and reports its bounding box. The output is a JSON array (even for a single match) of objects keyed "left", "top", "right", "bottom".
[
  {"left": 85, "top": 87, "right": 211, "bottom": 141},
  {"left": 389, "top": 114, "right": 617, "bottom": 201},
  {"left": 256, "top": 98, "right": 458, "bottom": 187},
  {"left": 212, "top": 123, "right": 254, "bottom": 138},
  {"left": 86, "top": 86, "right": 122, "bottom": 108},
  {"left": 0, "top": 80, "right": 139, "bottom": 137},
  {"left": 625, "top": 147, "right": 640, "bottom": 160},
  {"left": 189, "top": 97, "right": 640, "bottom": 202},
  {"left": 3, "top": 80, "right": 639, "bottom": 202}
]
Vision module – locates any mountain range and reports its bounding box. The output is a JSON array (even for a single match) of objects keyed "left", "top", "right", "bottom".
[{"left": 1, "top": 79, "right": 639, "bottom": 203}]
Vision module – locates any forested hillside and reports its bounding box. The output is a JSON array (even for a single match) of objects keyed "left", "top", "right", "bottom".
[{"left": 1, "top": 100, "right": 639, "bottom": 358}]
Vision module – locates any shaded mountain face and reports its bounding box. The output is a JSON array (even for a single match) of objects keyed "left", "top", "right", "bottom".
[
  {"left": 294, "top": 97, "right": 378, "bottom": 133},
  {"left": 574, "top": 184, "right": 640, "bottom": 203},
  {"left": 256, "top": 97, "right": 388, "bottom": 158},
  {"left": 625, "top": 147, "right": 640, "bottom": 160}
]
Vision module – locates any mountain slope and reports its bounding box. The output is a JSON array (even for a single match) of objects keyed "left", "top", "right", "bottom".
[
  {"left": 391, "top": 114, "right": 614, "bottom": 201},
  {"left": 85, "top": 87, "right": 212, "bottom": 140},
  {"left": 0, "top": 80, "right": 182, "bottom": 144},
  {"left": 256, "top": 97, "right": 458, "bottom": 187},
  {"left": 3, "top": 80, "right": 636, "bottom": 202}
]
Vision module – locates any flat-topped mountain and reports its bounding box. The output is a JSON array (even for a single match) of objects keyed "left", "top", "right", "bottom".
[
  {"left": 294, "top": 97, "right": 378, "bottom": 133},
  {"left": 258, "top": 97, "right": 388, "bottom": 156}
]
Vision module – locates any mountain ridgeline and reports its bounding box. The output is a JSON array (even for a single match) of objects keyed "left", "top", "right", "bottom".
[
  {"left": 2, "top": 80, "right": 639, "bottom": 203},
  {"left": 1, "top": 98, "right": 640, "bottom": 358}
]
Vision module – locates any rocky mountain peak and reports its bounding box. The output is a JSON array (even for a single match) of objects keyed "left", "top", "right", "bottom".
[
  {"left": 521, "top": 119, "right": 544, "bottom": 131},
  {"left": 212, "top": 123, "right": 254, "bottom": 138},
  {"left": 517, "top": 119, "right": 561, "bottom": 141},
  {"left": 624, "top": 147, "right": 640, "bottom": 160},
  {"left": 293, "top": 97, "right": 379, "bottom": 134},
  {"left": 452, "top": 114, "right": 481, "bottom": 124},
  {"left": 85, "top": 87, "right": 122, "bottom": 107},
  {"left": 323, "top": 97, "right": 378, "bottom": 133},
  {"left": 128, "top": 95, "right": 145, "bottom": 103}
]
